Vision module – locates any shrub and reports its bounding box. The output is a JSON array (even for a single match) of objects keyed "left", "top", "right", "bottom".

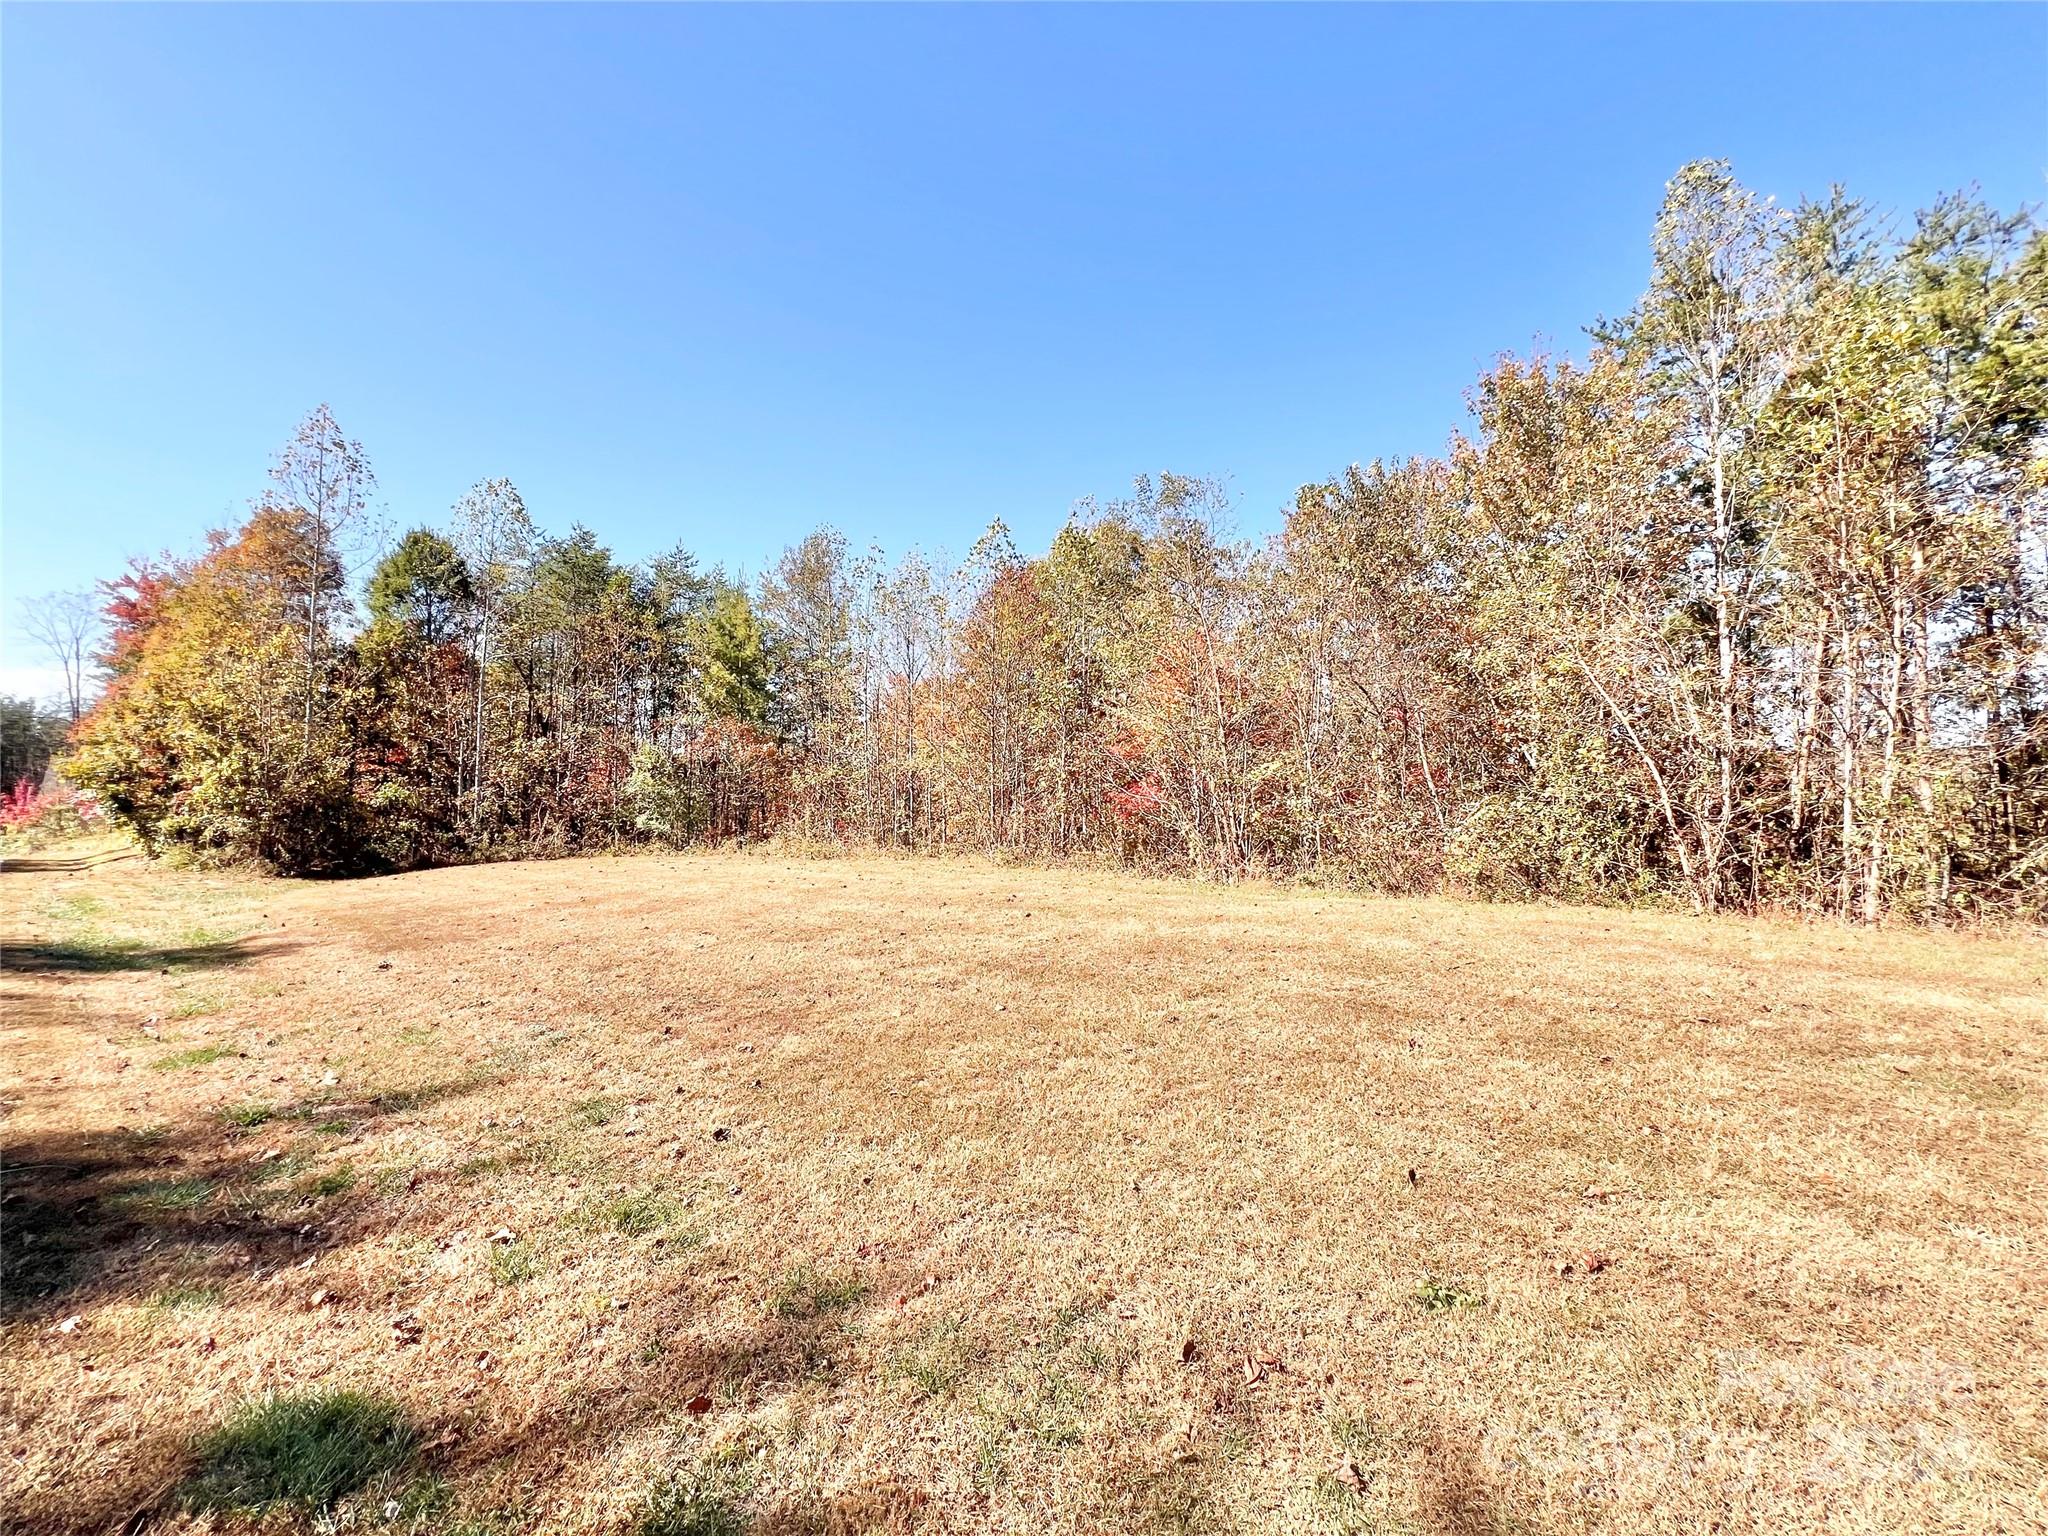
[{"left": 0, "top": 778, "right": 109, "bottom": 849}]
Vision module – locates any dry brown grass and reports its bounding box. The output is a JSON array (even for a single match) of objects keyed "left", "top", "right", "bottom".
[{"left": 4, "top": 846, "right": 2044, "bottom": 1535}]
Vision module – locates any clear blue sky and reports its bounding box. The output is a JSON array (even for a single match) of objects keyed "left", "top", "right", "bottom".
[{"left": 3, "top": 3, "right": 2043, "bottom": 693}]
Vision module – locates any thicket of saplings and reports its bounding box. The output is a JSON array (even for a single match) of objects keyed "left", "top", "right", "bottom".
[{"left": 65, "top": 163, "right": 2046, "bottom": 921}]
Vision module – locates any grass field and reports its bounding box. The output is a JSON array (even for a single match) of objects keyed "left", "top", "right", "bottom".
[{"left": 4, "top": 847, "right": 2044, "bottom": 1535}]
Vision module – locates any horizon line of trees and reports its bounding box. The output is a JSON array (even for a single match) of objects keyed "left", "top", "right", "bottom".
[{"left": 54, "top": 162, "right": 2048, "bottom": 920}]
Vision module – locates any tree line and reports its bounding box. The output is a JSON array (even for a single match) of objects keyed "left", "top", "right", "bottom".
[{"left": 62, "top": 163, "right": 2046, "bottom": 919}]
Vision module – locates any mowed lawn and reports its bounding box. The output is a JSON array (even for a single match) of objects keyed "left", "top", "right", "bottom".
[{"left": 3, "top": 850, "right": 2044, "bottom": 1536}]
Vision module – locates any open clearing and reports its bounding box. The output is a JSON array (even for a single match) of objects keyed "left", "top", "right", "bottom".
[{"left": 3, "top": 849, "right": 2044, "bottom": 1535}]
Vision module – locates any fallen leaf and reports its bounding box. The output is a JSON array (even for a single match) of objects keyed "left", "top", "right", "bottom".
[
  {"left": 1180, "top": 1338, "right": 1199, "bottom": 1364},
  {"left": 685, "top": 1393, "right": 712, "bottom": 1414},
  {"left": 1332, "top": 1456, "right": 1366, "bottom": 1492}
]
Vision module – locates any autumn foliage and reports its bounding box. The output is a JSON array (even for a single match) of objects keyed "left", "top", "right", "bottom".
[{"left": 61, "top": 165, "right": 2048, "bottom": 918}]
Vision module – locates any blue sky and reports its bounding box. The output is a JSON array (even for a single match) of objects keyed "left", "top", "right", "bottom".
[{"left": 4, "top": 3, "right": 2043, "bottom": 695}]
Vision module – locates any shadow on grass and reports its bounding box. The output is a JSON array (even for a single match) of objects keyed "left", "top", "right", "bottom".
[
  {"left": 0, "top": 847, "right": 141, "bottom": 876},
  {"left": 0, "top": 1073, "right": 496, "bottom": 1322},
  {"left": 0, "top": 932, "right": 289, "bottom": 975},
  {"left": 439, "top": 1254, "right": 930, "bottom": 1523},
  {"left": 4, "top": 1059, "right": 522, "bottom": 1536}
]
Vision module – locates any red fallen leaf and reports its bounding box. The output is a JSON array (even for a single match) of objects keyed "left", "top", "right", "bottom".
[
  {"left": 1582, "top": 1252, "right": 1610, "bottom": 1274},
  {"left": 1405, "top": 1168, "right": 1418, "bottom": 1187},
  {"left": 1332, "top": 1456, "right": 1366, "bottom": 1492},
  {"left": 685, "top": 1394, "right": 712, "bottom": 1414},
  {"left": 1180, "top": 1338, "right": 1199, "bottom": 1364},
  {"left": 1242, "top": 1354, "right": 1267, "bottom": 1385}
]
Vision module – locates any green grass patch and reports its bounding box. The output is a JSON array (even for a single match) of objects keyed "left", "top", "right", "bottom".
[
  {"left": 887, "top": 1316, "right": 973, "bottom": 1399},
  {"left": 45, "top": 893, "right": 110, "bottom": 923},
  {"left": 1413, "top": 1277, "right": 1484, "bottom": 1312},
  {"left": 768, "top": 1262, "right": 868, "bottom": 1320},
  {"left": 220, "top": 1101, "right": 273, "bottom": 1129},
  {"left": 490, "top": 1240, "right": 542, "bottom": 1286},
  {"left": 148, "top": 1282, "right": 224, "bottom": 1312},
  {"left": 149, "top": 1044, "right": 232, "bottom": 1071},
  {"left": 248, "top": 1150, "right": 312, "bottom": 1186},
  {"left": 306, "top": 1163, "right": 358, "bottom": 1198},
  {"left": 635, "top": 1450, "right": 755, "bottom": 1536},
  {"left": 570, "top": 1094, "right": 622, "bottom": 1128},
  {"left": 175, "top": 923, "right": 247, "bottom": 949},
  {"left": 107, "top": 1177, "right": 216, "bottom": 1215},
  {"left": 181, "top": 1390, "right": 417, "bottom": 1515},
  {"left": 581, "top": 1188, "right": 687, "bottom": 1236}
]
